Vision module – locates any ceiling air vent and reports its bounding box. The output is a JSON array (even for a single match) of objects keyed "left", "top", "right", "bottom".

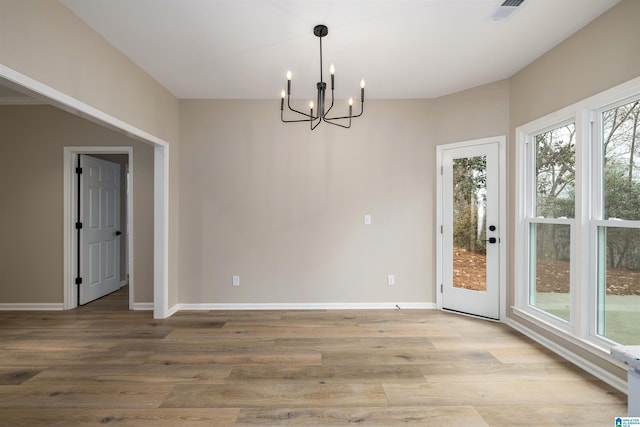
[
  {"left": 490, "top": 0, "right": 526, "bottom": 20},
  {"left": 501, "top": 0, "right": 525, "bottom": 6}
]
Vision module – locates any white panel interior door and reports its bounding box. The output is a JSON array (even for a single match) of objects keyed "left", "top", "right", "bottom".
[
  {"left": 441, "top": 142, "right": 500, "bottom": 319},
  {"left": 79, "top": 155, "right": 121, "bottom": 305}
]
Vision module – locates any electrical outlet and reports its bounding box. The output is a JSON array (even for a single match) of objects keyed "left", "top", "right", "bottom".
[
  {"left": 232, "top": 276, "right": 240, "bottom": 287},
  {"left": 364, "top": 214, "right": 372, "bottom": 225},
  {"left": 387, "top": 274, "right": 395, "bottom": 286}
]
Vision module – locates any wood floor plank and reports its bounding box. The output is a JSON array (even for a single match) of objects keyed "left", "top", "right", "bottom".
[
  {"left": 0, "top": 384, "right": 173, "bottom": 408},
  {"left": 161, "top": 383, "right": 388, "bottom": 408},
  {"left": 169, "top": 323, "right": 458, "bottom": 339},
  {"left": 10, "top": 327, "right": 173, "bottom": 340},
  {"left": 0, "top": 408, "right": 239, "bottom": 426},
  {"left": 119, "top": 337, "right": 279, "bottom": 352},
  {"left": 27, "top": 364, "right": 231, "bottom": 385},
  {"left": 475, "top": 404, "right": 628, "bottom": 427},
  {"left": 145, "top": 351, "right": 322, "bottom": 366},
  {"left": 273, "top": 336, "right": 435, "bottom": 351},
  {"left": 228, "top": 365, "right": 426, "bottom": 383},
  {"left": 429, "top": 333, "right": 540, "bottom": 350},
  {"left": 383, "top": 380, "right": 627, "bottom": 406},
  {"left": 236, "top": 406, "right": 489, "bottom": 426},
  {"left": 321, "top": 348, "right": 500, "bottom": 366},
  {"left": 0, "top": 369, "right": 41, "bottom": 385},
  {"left": 421, "top": 361, "right": 595, "bottom": 382},
  {"left": 488, "top": 346, "right": 567, "bottom": 364}
]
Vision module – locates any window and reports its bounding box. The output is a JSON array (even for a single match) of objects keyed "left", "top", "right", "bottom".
[
  {"left": 516, "top": 77, "right": 640, "bottom": 351},
  {"left": 529, "top": 124, "right": 575, "bottom": 322},
  {"left": 595, "top": 99, "right": 640, "bottom": 345}
]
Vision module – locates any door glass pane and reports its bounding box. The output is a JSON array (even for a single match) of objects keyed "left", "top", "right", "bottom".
[
  {"left": 597, "top": 227, "right": 640, "bottom": 344},
  {"left": 452, "top": 156, "right": 487, "bottom": 291},
  {"left": 529, "top": 223, "right": 571, "bottom": 321},
  {"left": 535, "top": 123, "right": 576, "bottom": 218},
  {"left": 602, "top": 100, "right": 640, "bottom": 220}
]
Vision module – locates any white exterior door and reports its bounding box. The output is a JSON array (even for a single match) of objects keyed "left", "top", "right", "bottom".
[
  {"left": 79, "top": 155, "right": 121, "bottom": 305},
  {"left": 440, "top": 141, "right": 501, "bottom": 319}
]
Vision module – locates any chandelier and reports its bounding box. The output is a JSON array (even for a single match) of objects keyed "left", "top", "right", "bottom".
[{"left": 280, "top": 24, "right": 365, "bottom": 130}]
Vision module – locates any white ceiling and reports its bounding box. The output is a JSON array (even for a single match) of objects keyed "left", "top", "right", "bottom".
[{"left": 24, "top": 1, "right": 624, "bottom": 100}]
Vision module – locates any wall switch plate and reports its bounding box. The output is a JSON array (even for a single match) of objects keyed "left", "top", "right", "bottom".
[
  {"left": 387, "top": 274, "right": 395, "bottom": 286},
  {"left": 364, "top": 214, "right": 372, "bottom": 225},
  {"left": 232, "top": 276, "right": 240, "bottom": 287}
]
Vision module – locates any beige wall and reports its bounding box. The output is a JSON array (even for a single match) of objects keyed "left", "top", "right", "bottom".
[
  {"left": 510, "top": 0, "right": 640, "bottom": 128},
  {"left": 434, "top": 79, "right": 510, "bottom": 145},
  {"left": 0, "top": 0, "right": 179, "bottom": 144},
  {"left": 178, "top": 90, "right": 508, "bottom": 304},
  {"left": 0, "top": 106, "right": 154, "bottom": 304}
]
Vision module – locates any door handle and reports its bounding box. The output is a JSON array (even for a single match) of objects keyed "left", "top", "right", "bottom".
[
  {"left": 484, "top": 237, "right": 497, "bottom": 244},
  {"left": 115, "top": 231, "right": 122, "bottom": 236}
]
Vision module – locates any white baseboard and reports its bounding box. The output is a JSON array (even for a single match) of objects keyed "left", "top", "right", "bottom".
[
  {"left": 505, "top": 317, "right": 627, "bottom": 394},
  {"left": 167, "top": 304, "right": 179, "bottom": 317},
  {"left": 0, "top": 303, "right": 64, "bottom": 311},
  {"left": 132, "top": 302, "right": 153, "bottom": 311},
  {"left": 176, "top": 302, "right": 436, "bottom": 311}
]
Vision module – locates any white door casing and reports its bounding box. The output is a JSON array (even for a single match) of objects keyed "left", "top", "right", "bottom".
[
  {"left": 437, "top": 137, "right": 506, "bottom": 320},
  {"left": 79, "top": 155, "right": 121, "bottom": 304}
]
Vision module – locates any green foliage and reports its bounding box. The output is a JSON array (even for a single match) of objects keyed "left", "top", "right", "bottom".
[
  {"left": 535, "top": 125, "right": 575, "bottom": 218},
  {"left": 452, "top": 156, "right": 486, "bottom": 254},
  {"left": 602, "top": 100, "right": 640, "bottom": 270},
  {"left": 533, "top": 100, "right": 640, "bottom": 270},
  {"left": 604, "top": 160, "right": 640, "bottom": 221}
]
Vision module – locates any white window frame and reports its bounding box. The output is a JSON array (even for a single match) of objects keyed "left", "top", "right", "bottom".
[
  {"left": 589, "top": 95, "right": 640, "bottom": 348},
  {"left": 516, "top": 111, "right": 583, "bottom": 334},
  {"left": 515, "top": 76, "right": 640, "bottom": 357}
]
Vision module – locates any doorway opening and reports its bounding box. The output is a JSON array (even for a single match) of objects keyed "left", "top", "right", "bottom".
[
  {"left": 3, "top": 65, "right": 170, "bottom": 318},
  {"left": 64, "top": 147, "right": 134, "bottom": 310},
  {"left": 436, "top": 136, "right": 507, "bottom": 321}
]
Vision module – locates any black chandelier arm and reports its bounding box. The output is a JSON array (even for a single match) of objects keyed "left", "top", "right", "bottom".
[
  {"left": 323, "top": 100, "right": 364, "bottom": 121},
  {"left": 281, "top": 111, "right": 314, "bottom": 123},
  {"left": 321, "top": 115, "right": 352, "bottom": 129},
  {"left": 286, "top": 97, "right": 315, "bottom": 119},
  {"left": 322, "top": 87, "right": 336, "bottom": 117},
  {"left": 311, "top": 116, "right": 323, "bottom": 130}
]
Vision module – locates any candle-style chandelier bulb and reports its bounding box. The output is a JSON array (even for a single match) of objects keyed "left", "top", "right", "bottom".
[{"left": 280, "top": 24, "right": 365, "bottom": 130}]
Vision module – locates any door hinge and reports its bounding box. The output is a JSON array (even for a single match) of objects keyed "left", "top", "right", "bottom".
[
  {"left": 75, "top": 167, "right": 83, "bottom": 174},
  {"left": 440, "top": 165, "right": 443, "bottom": 175},
  {"left": 75, "top": 277, "right": 83, "bottom": 285},
  {"left": 75, "top": 222, "right": 83, "bottom": 230},
  {"left": 441, "top": 284, "right": 443, "bottom": 293},
  {"left": 440, "top": 225, "right": 443, "bottom": 234}
]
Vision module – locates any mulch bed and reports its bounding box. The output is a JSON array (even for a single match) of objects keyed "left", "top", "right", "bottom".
[{"left": 453, "top": 248, "right": 640, "bottom": 295}]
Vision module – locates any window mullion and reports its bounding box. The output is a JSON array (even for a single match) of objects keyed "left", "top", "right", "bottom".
[{"left": 574, "top": 109, "right": 593, "bottom": 338}]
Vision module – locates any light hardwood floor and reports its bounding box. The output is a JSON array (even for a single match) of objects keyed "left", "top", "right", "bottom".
[{"left": 0, "top": 287, "right": 627, "bottom": 426}]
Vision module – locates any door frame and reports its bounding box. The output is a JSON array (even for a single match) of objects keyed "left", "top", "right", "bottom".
[
  {"left": 64, "top": 147, "right": 133, "bottom": 309},
  {"left": 436, "top": 135, "right": 507, "bottom": 321}
]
